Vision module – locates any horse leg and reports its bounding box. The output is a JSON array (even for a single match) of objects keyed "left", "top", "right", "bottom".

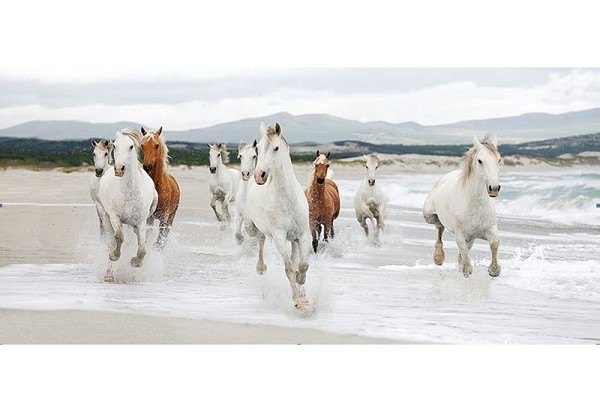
[
  {"left": 310, "top": 220, "right": 319, "bottom": 253},
  {"left": 330, "top": 217, "right": 335, "bottom": 240},
  {"left": 273, "top": 232, "right": 308, "bottom": 308},
  {"left": 256, "top": 232, "right": 267, "bottom": 274},
  {"left": 210, "top": 195, "right": 224, "bottom": 221},
  {"left": 235, "top": 209, "right": 244, "bottom": 245},
  {"left": 222, "top": 200, "right": 232, "bottom": 222},
  {"left": 108, "top": 214, "right": 124, "bottom": 262},
  {"left": 155, "top": 216, "right": 170, "bottom": 250},
  {"left": 131, "top": 223, "right": 147, "bottom": 268},
  {"left": 485, "top": 228, "right": 501, "bottom": 277},
  {"left": 434, "top": 222, "right": 445, "bottom": 266},
  {"left": 455, "top": 232, "right": 473, "bottom": 277},
  {"left": 358, "top": 215, "right": 369, "bottom": 237},
  {"left": 295, "top": 238, "right": 310, "bottom": 286}
]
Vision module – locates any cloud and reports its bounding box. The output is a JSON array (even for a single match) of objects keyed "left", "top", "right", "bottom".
[{"left": 0, "top": 69, "right": 599, "bottom": 130}]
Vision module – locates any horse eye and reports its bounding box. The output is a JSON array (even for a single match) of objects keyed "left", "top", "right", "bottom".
[
  {"left": 217, "top": 153, "right": 221, "bottom": 157},
  {"left": 274, "top": 146, "right": 279, "bottom": 152},
  {"left": 253, "top": 155, "right": 257, "bottom": 159},
  {"left": 498, "top": 158, "right": 502, "bottom": 163},
  {"left": 155, "top": 144, "right": 159, "bottom": 149},
  {"left": 130, "top": 145, "right": 134, "bottom": 150},
  {"left": 104, "top": 153, "right": 108, "bottom": 157},
  {"left": 478, "top": 159, "right": 483, "bottom": 164}
]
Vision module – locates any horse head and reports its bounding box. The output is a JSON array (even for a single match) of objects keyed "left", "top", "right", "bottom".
[
  {"left": 113, "top": 128, "right": 142, "bottom": 177},
  {"left": 140, "top": 126, "right": 166, "bottom": 175},
  {"left": 254, "top": 122, "right": 289, "bottom": 185},
  {"left": 91, "top": 139, "right": 114, "bottom": 177},
  {"left": 238, "top": 141, "right": 257, "bottom": 182},
  {"left": 208, "top": 143, "right": 229, "bottom": 174},
  {"left": 467, "top": 134, "right": 502, "bottom": 197},
  {"left": 313, "top": 150, "right": 330, "bottom": 185},
  {"left": 364, "top": 154, "right": 380, "bottom": 186}
]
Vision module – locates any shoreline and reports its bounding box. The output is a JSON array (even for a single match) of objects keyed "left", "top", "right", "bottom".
[{"left": 0, "top": 308, "right": 405, "bottom": 344}]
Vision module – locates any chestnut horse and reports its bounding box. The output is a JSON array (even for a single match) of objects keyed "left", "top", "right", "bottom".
[
  {"left": 141, "top": 126, "right": 181, "bottom": 249},
  {"left": 305, "top": 151, "right": 340, "bottom": 252}
]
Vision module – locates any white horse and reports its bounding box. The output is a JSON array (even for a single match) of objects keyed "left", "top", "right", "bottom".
[
  {"left": 423, "top": 134, "right": 502, "bottom": 278},
  {"left": 244, "top": 122, "right": 311, "bottom": 308},
  {"left": 97, "top": 128, "right": 158, "bottom": 277},
  {"left": 354, "top": 154, "right": 386, "bottom": 245},
  {"left": 208, "top": 143, "right": 241, "bottom": 222},
  {"left": 234, "top": 141, "right": 257, "bottom": 244},
  {"left": 89, "top": 139, "right": 113, "bottom": 237}
]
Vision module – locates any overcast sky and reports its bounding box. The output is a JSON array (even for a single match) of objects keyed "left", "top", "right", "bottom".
[{"left": 2, "top": 2, "right": 599, "bottom": 131}]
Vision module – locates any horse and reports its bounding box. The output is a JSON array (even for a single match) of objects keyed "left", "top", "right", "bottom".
[
  {"left": 234, "top": 141, "right": 258, "bottom": 244},
  {"left": 244, "top": 122, "right": 311, "bottom": 309},
  {"left": 354, "top": 154, "right": 386, "bottom": 245},
  {"left": 140, "top": 126, "right": 181, "bottom": 249},
  {"left": 97, "top": 128, "right": 158, "bottom": 278},
  {"left": 208, "top": 143, "right": 241, "bottom": 222},
  {"left": 89, "top": 139, "right": 113, "bottom": 238},
  {"left": 305, "top": 151, "right": 340, "bottom": 252},
  {"left": 423, "top": 134, "right": 502, "bottom": 278}
]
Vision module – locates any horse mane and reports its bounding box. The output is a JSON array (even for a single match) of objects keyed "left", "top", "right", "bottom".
[
  {"left": 116, "top": 128, "right": 144, "bottom": 165},
  {"left": 142, "top": 130, "right": 171, "bottom": 169},
  {"left": 365, "top": 154, "right": 380, "bottom": 167},
  {"left": 459, "top": 134, "right": 500, "bottom": 186},
  {"left": 211, "top": 142, "right": 230, "bottom": 163}
]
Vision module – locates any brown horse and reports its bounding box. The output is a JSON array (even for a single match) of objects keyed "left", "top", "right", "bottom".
[
  {"left": 305, "top": 151, "right": 340, "bottom": 253},
  {"left": 140, "top": 126, "right": 181, "bottom": 249}
]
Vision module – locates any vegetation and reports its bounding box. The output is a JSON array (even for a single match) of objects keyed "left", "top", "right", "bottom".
[{"left": 1, "top": 133, "right": 599, "bottom": 168}]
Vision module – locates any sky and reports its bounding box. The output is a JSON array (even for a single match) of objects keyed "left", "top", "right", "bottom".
[{"left": 1, "top": 1, "right": 599, "bottom": 132}]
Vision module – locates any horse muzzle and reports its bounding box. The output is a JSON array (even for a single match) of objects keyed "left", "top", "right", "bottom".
[
  {"left": 95, "top": 168, "right": 103, "bottom": 177},
  {"left": 241, "top": 171, "right": 250, "bottom": 182},
  {"left": 114, "top": 165, "right": 125, "bottom": 177},
  {"left": 317, "top": 177, "right": 325, "bottom": 184},
  {"left": 368, "top": 179, "right": 376, "bottom": 186},
  {"left": 143, "top": 164, "right": 153, "bottom": 174},
  {"left": 254, "top": 169, "right": 268, "bottom": 185},
  {"left": 209, "top": 167, "right": 217, "bottom": 174},
  {"left": 487, "top": 184, "right": 501, "bottom": 197}
]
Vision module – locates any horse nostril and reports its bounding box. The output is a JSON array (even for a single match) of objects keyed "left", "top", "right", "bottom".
[
  {"left": 498, "top": 185, "right": 501, "bottom": 191},
  {"left": 488, "top": 185, "right": 492, "bottom": 192},
  {"left": 261, "top": 171, "right": 266, "bottom": 179}
]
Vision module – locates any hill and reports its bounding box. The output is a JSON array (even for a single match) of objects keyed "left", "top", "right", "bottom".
[{"left": 2, "top": 108, "right": 600, "bottom": 145}]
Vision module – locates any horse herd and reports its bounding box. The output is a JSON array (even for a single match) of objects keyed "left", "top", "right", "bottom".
[{"left": 89, "top": 121, "right": 502, "bottom": 309}]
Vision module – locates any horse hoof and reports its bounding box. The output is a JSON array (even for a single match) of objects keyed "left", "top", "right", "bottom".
[
  {"left": 256, "top": 263, "right": 267, "bottom": 274},
  {"left": 235, "top": 233, "right": 244, "bottom": 245},
  {"left": 294, "top": 298, "right": 310, "bottom": 310},
  {"left": 103, "top": 274, "right": 114, "bottom": 283},
  {"left": 109, "top": 252, "right": 120, "bottom": 261},
  {"left": 462, "top": 265, "right": 473, "bottom": 278},
  {"left": 130, "top": 257, "right": 144, "bottom": 268},
  {"left": 488, "top": 264, "right": 501, "bottom": 277},
  {"left": 434, "top": 251, "right": 445, "bottom": 265}
]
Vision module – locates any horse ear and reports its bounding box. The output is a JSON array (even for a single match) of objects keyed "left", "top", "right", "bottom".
[
  {"left": 156, "top": 126, "right": 163, "bottom": 136},
  {"left": 489, "top": 134, "right": 498, "bottom": 147},
  {"left": 316, "top": 150, "right": 320, "bottom": 157},
  {"left": 207, "top": 143, "right": 212, "bottom": 149},
  {"left": 252, "top": 139, "right": 257, "bottom": 148},
  {"left": 141, "top": 127, "right": 147, "bottom": 136},
  {"left": 91, "top": 139, "right": 97, "bottom": 147},
  {"left": 107, "top": 140, "right": 114, "bottom": 150},
  {"left": 363, "top": 154, "right": 369, "bottom": 161},
  {"left": 326, "top": 152, "right": 330, "bottom": 159},
  {"left": 275, "top": 122, "right": 281, "bottom": 136},
  {"left": 259, "top": 122, "right": 267, "bottom": 136},
  {"left": 473, "top": 135, "right": 483, "bottom": 150}
]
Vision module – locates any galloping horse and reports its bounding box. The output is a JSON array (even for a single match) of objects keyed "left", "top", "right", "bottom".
[
  {"left": 354, "top": 154, "right": 386, "bottom": 245},
  {"left": 89, "top": 139, "right": 113, "bottom": 237},
  {"left": 244, "top": 122, "right": 311, "bottom": 309},
  {"left": 423, "top": 135, "right": 502, "bottom": 277},
  {"left": 234, "top": 141, "right": 257, "bottom": 244},
  {"left": 140, "top": 126, "right": 181, "bottom": 249},
  {"left": 305, "top": 151, "right": 340, "bottom": 252},
  {"left": 208, "top": 143, "right": 241, "bottom": 222},
  {"left": 97, "top": 128, "right": 158, "bottom": 278}
]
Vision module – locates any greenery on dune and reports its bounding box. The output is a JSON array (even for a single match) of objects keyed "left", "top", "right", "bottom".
[{"left": 1, "top": 133, "right": 599, "bottom": 168}]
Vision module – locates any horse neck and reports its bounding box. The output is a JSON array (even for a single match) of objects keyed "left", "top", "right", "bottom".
[
  {"left": 310, "top": 173, "right": 326, "bottom": 196},
  {"left": 122, "top": 155, "right": 143, "bottom": 186},
  {"left": 216, "top": 160, "right": 229, "bottom": 179},
  {"left": 148, "top": 156, "right": 166, "bottom": 185}
]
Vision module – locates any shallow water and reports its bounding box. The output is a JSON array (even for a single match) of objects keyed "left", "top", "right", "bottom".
[{"left": 0, "top": 166, "right": 599, "bottom": 343}]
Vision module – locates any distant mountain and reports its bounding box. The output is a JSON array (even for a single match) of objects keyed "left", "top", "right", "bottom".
[{"left": 1, "top": 108, "right": 600, "bottom": 145}]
